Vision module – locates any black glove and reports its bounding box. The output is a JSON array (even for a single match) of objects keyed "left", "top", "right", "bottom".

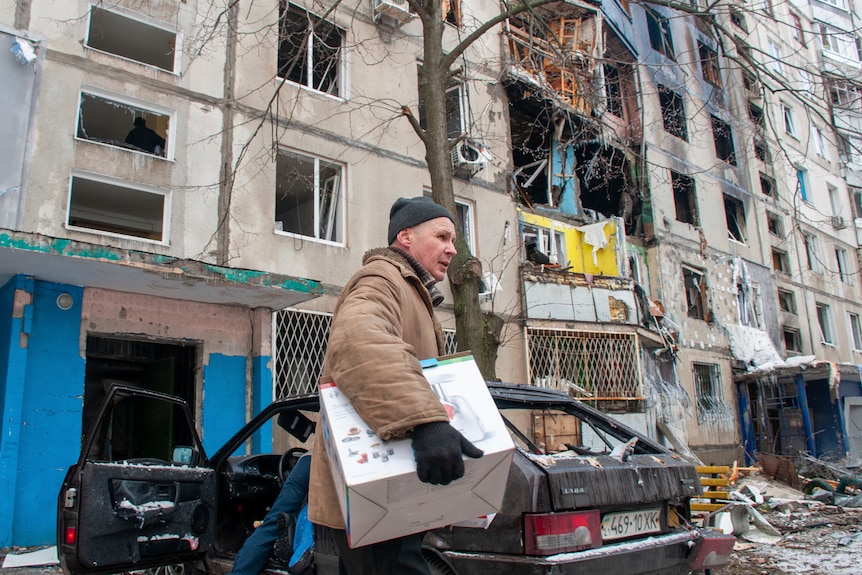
[{"left": 412, "top": 421, "right": 484, "bottom": 485}]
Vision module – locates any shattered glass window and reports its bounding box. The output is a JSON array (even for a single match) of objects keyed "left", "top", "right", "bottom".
[
  {"left": 275, "top": 149, "right": 344, "bottom": 243},
  {"left": 711, "top": 116, "right": 736, "bottom": 165},
  {"left": 658, "top": 85, "right": 687, "bottom": 140},
  {"left": 86, "top": 6, "right": 178, "bottom": 73},
  {"left": 645, "top": 7, "right": 675, "bottom": 60},
  {"left": 77, "top": 91, "right": 170, "bottom": 158},
  {"left": 682, "top": 266, "right": 707, "bottom": 320},
  {"left": 68, "top": 173, "right": 168, "bottom": 242},
  {"left": 816, "top": 302, "right": 834, "bottom": 344},
  {"left": 724, "top": 194, "right": 746, "bottom": 243},
  {"left": 671, "top": 171, "right": 698, "bottom": 225},
  {"left": 278, "top": 2, "right": 343, "bottom": 97}
]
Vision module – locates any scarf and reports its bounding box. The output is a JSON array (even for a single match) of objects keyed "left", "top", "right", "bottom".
[{"left": 389, "top": 248, "right": 445, "bottom": 307}]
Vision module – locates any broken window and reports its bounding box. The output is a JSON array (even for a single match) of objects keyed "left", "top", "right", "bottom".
[
  {"left": 418, "top": 69, "right": 465, "bottom": 139},
  {"left": 754, "top": 137, "right": 770, "bottom": 162},
  {"left": 766, "top": 212, "right": 783, "bottom": 236},
  {"left": 836, "top": 247, "right": 853, "bottom": 283},
  {"left": 749, "top": 103, "right": 765, "bottom": 129},
  {"left": 783, "top": 327, "right": 803, "bottom": 352},
  {"left": 711, "top": 116, "right": 736, "bottom": 165},
  {"left": 86, "top": 5, "right": 179, "bottom": 73},
  {"left": 604, "top": 62, "right": 624, "bottom": 118},
  {"left": 778, "top": 289, "right": 796, "bottom": 313},
  {"left": 698, "top": 42, "right": 721, "bottom": 87},
  {"left": 523, "top": 224, "right": 567, "bottom": 268},
  {"left": 77, "top": 90, "right": 171, "bottom": 158},
  {"left": 455, "top": 199, "right": 476, "bottom": 254},
  {"left": 816, "top": 302, "right": 835, "bottom": 344},
  {"left": 275, "top": 149, "right": 344, "bottom": 243},
  {"left": 682, "top": 265, "right": 707, "bottom": 320},
  {"left": 760, "top": 174, "right": 776, "bottom": 198},
  {"left": 672, "top": 171, "right": 698, "bottom": 225},
  {"left": 67, "top": 172, "right": 168, "bottom": 242},
  {"left": 646, "top": 7, "right": 675, "bottom": 60},
  {"left": 849, "top": 313, "right": 862, "bottom": 350},
  {"left": 659, "top": 85, "right": 687, "bottom": 140},
  {"left": 724, "top": 194, "right": 747, "bottom": 243},
  {"left": 692, "top": 363, "right": 731, "bottom": 424},
  {"left": 791, "top": 11, "right": 806, "bottom": 45},
  {"left": 742, "top": 69, "right": 759, "bottom": 94},
  {"left": 772, "top": 248, "right": 790, "bottom": 273},
  {"left": 804, "top": 233, "right": 822, "bottom": 272},
  {"left": 278, "top": 2, "right": 344, "bottom": 97},
  {"left": 603, "top": 29, "right": 639, "bottom": 132}
]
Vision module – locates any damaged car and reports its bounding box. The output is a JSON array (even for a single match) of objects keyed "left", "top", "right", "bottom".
[{"left": 57, "top": 383, "right": 733, "bottom": 575}]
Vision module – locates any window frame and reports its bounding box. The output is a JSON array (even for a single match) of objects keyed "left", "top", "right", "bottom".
[
  {"left": 76, "top": 87, "right": 174, "bottom": 160},
  {"left": 724, "top": 194, "right": 747, "bottom": 244},
  {"left": 711, "top": 116, "right": 737, "bottom": 165},
  {"left": 836, "top": 247, "right": 853, "bottom": 284},
  {"left": 692, "top": 362, "right": 730, "bottom": 424},
  {"left": 672, "top": 171, "right": 698, "bottom": 225},
  {"left": 849, "top": 312, "right": 862, "bottom": 351},
  {"left": 782, "top": 103, "right": 797, "bottom": 137},
  {"left": 646, "top": 7, "right": 675, "bottom": 60},
  {"left": 66, "top": 170, "right": 171, "bottom": 244},
  {"left": 816, "top": 302, "right": 835, "bottom": 345},
  {"left": 783, "top": 327, "right": 803, "bottom": 352},
  {"left": 682, "top": 265, "right": 708, "bottom": 320},
  {"left": 274, "top": 148, "right": 346, "bottom": 244},
  {"left": 278, "top": 1, "right": 346, "bottom": 98},
  {"left": 777, "top": 288, "right": 796, "bottom": 313},
  {"left": 698, "top": 41, "right": 721, "bottom": 87},
  {"left": 767, "top": 39, "right": 784, "bottom": 75},
  {"left": 772, "top": 248, "right": 790, "bottom": 273},
  {"left": 658, "top": 85, "right": 687, "bottom": 140},
  {"left": 804, "top": 233, "right": 822, "bottom": 273},
  {"left": 84, "top": 4, "right": 182, "bottom": 74}
]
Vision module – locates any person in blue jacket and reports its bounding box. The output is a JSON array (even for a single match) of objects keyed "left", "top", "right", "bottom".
[{"left": 228, "top": 452, "right": 312, "bottom": 575}]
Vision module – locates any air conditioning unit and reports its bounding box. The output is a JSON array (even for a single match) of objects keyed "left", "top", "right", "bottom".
[
  {"left": 832, "top": 215, "right": 847, "bottom": 229},
  {"left": 451, "top": 140, "right": 488, "bottom": 177},
  {"left": 372, "top": 0, "right": 413, "bottom": 23}
]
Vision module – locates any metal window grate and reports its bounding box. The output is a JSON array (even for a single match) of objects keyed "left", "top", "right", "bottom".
[
  {"left": 443, "top": 329, "right": 458, "bottom": 356},
  {"left": 692, "top": 362, "right": 733, "bottom": 424},
  {"left": 273, "top": 311, "right": 457, "bottom": 398},
  {"left": 273, "top": 309, "right": 332, "bottom": 398},
  {"left": 526, "top": 328, "right": 642, "bottom": 400}
]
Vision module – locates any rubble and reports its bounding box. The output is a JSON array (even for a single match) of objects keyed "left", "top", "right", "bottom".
[{"left": 691, "top": 455, "right": 862, "bottom": 574}]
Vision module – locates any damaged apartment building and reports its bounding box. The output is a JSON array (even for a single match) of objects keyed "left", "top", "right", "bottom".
[
  {"left": 3, "top": 0, "right": 862, "bottom": 550},
  {"left": 500, "top": 0, "right": 862, "bottom": 469}
]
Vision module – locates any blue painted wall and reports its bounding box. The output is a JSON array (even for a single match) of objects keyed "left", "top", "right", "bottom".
[
  {"left": 0, "top": 276, "right": 84, "bottom": 547},
  {"left": 252, "top": 355, "right": 273, "bottom": 454},
  {"left": 202, "top": 354, "right": 248, "bottom": 455}
]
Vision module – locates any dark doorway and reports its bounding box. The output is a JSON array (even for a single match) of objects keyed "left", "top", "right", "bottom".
[{"left": 83, "top": 335, "right": 199, "bottom": 451}]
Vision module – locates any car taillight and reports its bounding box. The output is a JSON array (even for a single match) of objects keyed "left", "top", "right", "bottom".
[
  {"left": 64, "top": 526, "right": 76, "bottom": 545},
  {"left": 524, "top": 510, "right": 602, "bottom": 555},
  {"left": 690, "top": 530, "right": 735, "bottom": 570}
]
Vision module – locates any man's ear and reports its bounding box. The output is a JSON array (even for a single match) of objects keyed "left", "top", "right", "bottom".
[{"left": 395, "top": 227, "right": 412, "bottom": 247}]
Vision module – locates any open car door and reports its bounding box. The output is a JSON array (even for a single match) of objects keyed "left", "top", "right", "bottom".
[{"left": 58, "top": 385, "right": 216, "bottom": 575}]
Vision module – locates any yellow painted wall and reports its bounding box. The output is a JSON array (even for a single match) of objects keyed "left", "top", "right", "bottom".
[{"left": 519, "top": 210, "right": 620, "bottom": 276}]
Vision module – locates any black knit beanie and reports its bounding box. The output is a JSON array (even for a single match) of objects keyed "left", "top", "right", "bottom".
[{"left": 387, "top": 196, "right": 455, "bottom": 245}]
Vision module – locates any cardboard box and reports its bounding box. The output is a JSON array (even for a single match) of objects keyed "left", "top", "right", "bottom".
[{"left": 319, "top": 354, "right": 515, "bottom": 548}]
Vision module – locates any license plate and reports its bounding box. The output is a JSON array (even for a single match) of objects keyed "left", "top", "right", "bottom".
[{"left": 601, "top": 508, "right": 661, "bottom": 541}]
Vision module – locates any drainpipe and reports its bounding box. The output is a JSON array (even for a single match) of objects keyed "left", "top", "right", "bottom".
[{"left": 796, "top": 373, "right": 817, "bottom": 456}]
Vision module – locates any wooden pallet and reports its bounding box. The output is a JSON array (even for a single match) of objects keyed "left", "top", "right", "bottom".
[{"left": 691, "top": 465, "right": 731, "bottom": 512}]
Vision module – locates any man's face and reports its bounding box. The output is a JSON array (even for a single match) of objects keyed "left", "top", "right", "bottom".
[{"left": 399, "top": 217, "right": 457, "bottom": 282}]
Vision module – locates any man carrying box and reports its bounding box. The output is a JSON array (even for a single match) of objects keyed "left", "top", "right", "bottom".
[{"left": 308, "top": 196, "right": 484, "bottom": 574}]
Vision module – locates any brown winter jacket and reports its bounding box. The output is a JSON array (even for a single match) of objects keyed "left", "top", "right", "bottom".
[{"left": 308, "top": 248, "right": 451, "bottom": 529}]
